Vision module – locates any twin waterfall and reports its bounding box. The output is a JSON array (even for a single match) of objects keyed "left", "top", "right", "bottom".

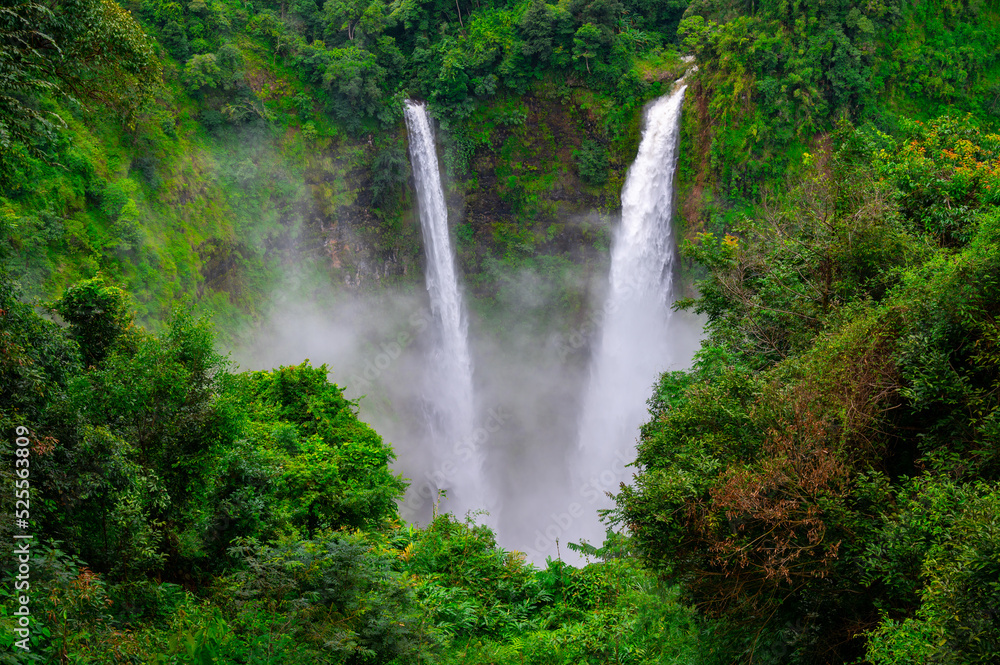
[{"left": 402, "top": 84, "right": 688, "bottom": 556}]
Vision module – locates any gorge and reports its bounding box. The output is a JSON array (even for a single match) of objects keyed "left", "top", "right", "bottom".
[
  {"left": 3, "top": 0, "right": 999, "bottom": 661},
  {"left": 359, "top": 83, "right": 700, "bottom": 564}
]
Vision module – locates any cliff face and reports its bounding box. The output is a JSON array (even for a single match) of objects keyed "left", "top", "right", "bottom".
[
  {"left": 442, "top": 86, "right": 641, "bottom": 316},
  {"left": 1, "top": 0, "right": 705, "bottom": 340},
  {"left": 1, "top": 0, "right": 706, "bottom": 340}
]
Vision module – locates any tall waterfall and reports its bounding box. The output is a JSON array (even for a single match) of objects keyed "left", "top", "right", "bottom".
[
  {"left": 403, "top": 100, "right": 481, "bottom": 518},
  {"left": 572, "top": 84, "right": 688, "bottom": 550}
]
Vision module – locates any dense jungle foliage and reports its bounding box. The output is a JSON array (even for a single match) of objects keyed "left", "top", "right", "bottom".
[
  {"left": 2, "top": 0, "right": 1000, "bottom": 662},
  {"left": 0, "top": 273, "right": 725, "bottom": 663},
  {"left": 675, "top": 0, "right": 1000, "bottom": 227},
  {"left": 616, "top": 115, "right": 1000, "bottom": 662},
  {"left": 0, "top": 0, "right": 688, "bottom": 341}
]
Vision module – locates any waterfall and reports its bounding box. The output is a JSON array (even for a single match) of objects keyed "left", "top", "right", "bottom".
[
  {"left": 403, "top": 100, "right": 481, "bottom": 519},
  {"left": 572, "top": 83, "right": 688, "bottom": 550}
]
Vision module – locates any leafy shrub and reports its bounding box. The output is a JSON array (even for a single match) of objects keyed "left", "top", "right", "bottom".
[
  {"left": 573, "top": 139, "right": 609, "bottom": 185},
  {"left": 865, "top": 482, "right": 1000, "bottom": 664},
  {"left": 53, "top": 278, "right": 136, "bottom": 367},
  {"left": 223, "top": 532, "right": 434, "bottom": 663},
  {"left": 370, "top": 139, "right": 409, "bottom": 212},
  {"left": 183, "top": 53, "right": 222, "bottom": 93}
]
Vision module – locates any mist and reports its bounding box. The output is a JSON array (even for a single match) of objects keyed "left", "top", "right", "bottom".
[
  {"left": 234, "top": 88, "right": 704, "bottom": 567},
  {"left": 233, "top": 237, "right": 704, "bottom": 568}
]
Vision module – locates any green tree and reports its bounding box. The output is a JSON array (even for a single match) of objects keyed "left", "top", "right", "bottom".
[
  {"left": 183, "top": 52, "right": 222, "bottom": 93},
  {"left": 215, "top": 42, "right": 244, "bottom": 90},
  {"left": 519, "top": 0, "right": 555, "bottom": 63},
  {"left": 323, "top": 45, "right": 387, "bottom": 120},
  {"left": 0, "top": 0, "right": 61, "bottom": 162},
  {"left": 226, "top": 531, "right": 433, "bottom": 662},
  {"left": 574, "top": 139, "right": 609, "bottom": 185},
  {"left": 369, "top": 138, "right": 409, "bottom": 212},
  {"left": 572, "top": 23, "right": 603, "bottom": 74},
  {"left": 0, "top": 270, "right": 81, "bottom": 421},
  {"left": 253, "top": 362, "right": 406, "bottom": 531},
  {"left": 53, "top": 278, "right": 136, "bottom": 368},
  {"left": 865, "top": 481, "right": 1000, "bottom": 665},
  {"left": 160, "top": 18, "right": 189, "bottom": 59},
  {"left": 323, "top": 0, "right": 386, "bottom": 44},
  {"left": 59, "top": 425, "right": 171, "bottom": 577}
]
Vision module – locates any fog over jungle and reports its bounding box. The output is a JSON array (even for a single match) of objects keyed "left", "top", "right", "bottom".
[{"left": 236, "top": 226, "right": 704, "bottom": 565}]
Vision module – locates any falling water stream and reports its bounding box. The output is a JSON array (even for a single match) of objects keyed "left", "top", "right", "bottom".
[
  {"left": 400, "top": 86, "right": 690, "bottom": 557},
  {"left": 570, "top": 83, "right": 689, "bottom": 554},
  {"left": 403, "top": 100, "right": 483, "bottom": 519}
]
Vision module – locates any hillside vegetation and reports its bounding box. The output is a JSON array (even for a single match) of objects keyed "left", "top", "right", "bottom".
[
  {"left": 0, "top": 274, "right": 721, "bottom": 663},
  {"left": 675, "top": 0, "right": 1000, "bottom": 231},
  {"left": 1, "top": 0, "right": 688, "bottom": 340},
  {"left": 618, "top": 117, "right": 1000, "bottom": 662}
]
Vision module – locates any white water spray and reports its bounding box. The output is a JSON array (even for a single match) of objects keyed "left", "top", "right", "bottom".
[
  {"left": 571, "top": 83, "right": 689, "bottom": 551},
  {"left": 403, "top": 100, "right": 483, "bottom": 519}
]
